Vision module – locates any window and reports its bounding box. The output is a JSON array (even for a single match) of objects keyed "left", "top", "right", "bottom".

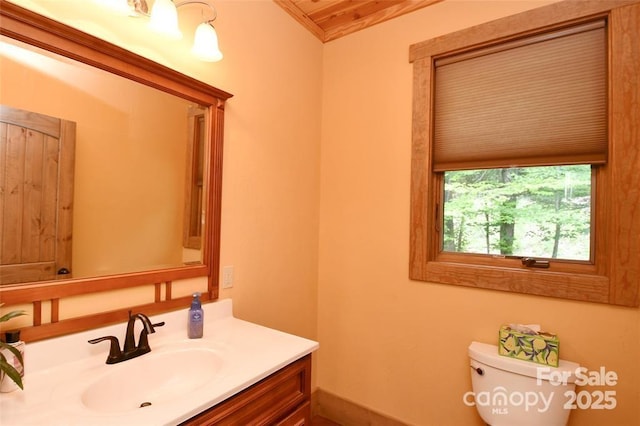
[
  {"left": 443, "top": 165, "right": 591, "bottom": 261},
  {"left": 409, "top": 0, "right": 640, "bottom": 306}
]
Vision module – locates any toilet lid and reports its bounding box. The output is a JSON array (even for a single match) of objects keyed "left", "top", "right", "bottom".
[{"left": 469, "top": 341, "right": 581, "bottom": 383}]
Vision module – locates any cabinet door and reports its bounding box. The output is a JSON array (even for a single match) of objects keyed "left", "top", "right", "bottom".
[
  {"left": 277, "top": 401, "right": 310, "bottom": 426},
  {"left": 181, "top": 355, "right": 311, "bottom": 425}
]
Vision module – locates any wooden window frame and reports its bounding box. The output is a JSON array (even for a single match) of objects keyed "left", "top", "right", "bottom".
[{"left": 409, "top": 0, "right": 640, "bottom": 307}]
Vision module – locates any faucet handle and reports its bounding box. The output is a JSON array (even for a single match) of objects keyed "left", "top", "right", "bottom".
[
  {"left": 88, "top": 336, "right": 122, "bottom": 364},
  {"left": 136, "top": 321, "right": 165, "bottom": 354},
  {"left": 151, "top": 321, "right": 165, "bottom": 331}
]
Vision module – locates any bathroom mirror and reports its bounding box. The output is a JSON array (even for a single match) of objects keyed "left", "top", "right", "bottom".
[
  {"left": 0, "top": 2, "right": 231, "bottom": 298},
  {"left": 0, "top": 41, "right": 207, "bottom": 285}
]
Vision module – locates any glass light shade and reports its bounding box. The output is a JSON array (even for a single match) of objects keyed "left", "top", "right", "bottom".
[
  {"left": 149, "top": 0, "right": 182, "bottom": 39},
  {"left": 191, "top": 23, "right": 223, "bottom": 62}
]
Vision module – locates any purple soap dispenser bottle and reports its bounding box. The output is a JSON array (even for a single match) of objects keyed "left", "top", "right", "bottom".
[{"left": 188, "top": 292, "right": 204, "bottom": 339}]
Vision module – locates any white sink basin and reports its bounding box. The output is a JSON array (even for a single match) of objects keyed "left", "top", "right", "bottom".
[
  {"left": 81, "top": 348, "right": 223, "bottom": 413},
  {"left": 0, "top": 300, "right": 319, "bottom": 426}
]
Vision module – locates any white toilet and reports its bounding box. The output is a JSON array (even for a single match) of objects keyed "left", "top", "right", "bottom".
[{"left": 468, "top": 341, "right": 580, "bottom": 426}]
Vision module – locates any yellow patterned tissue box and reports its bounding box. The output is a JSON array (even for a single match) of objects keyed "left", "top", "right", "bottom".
[{"left": 498, "top": 324, "right": 559, "bottom": 367}]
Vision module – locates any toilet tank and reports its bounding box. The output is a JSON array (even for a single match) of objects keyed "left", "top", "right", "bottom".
[{"left": 468, "top": 341, "right": 580, "bottom": 426}]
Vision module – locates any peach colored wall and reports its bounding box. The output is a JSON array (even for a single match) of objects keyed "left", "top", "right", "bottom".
[
  {"left": 211, "top": 1, "right": 322, "bottom": 340},
  {"left": 318, "top": 1, "right": 639, "bottom": 425}
]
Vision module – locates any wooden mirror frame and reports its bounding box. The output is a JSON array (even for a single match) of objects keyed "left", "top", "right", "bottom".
[{"left": 0, "top": 1, "right": 232, "bottom": 341}]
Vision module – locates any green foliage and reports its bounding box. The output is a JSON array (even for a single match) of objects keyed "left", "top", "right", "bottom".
[
  {"left": 0, "top": 305, "right": 26, "bottom": 390},
  {"left": 443, "top": 165, "right": 591, "bottom": 259}
]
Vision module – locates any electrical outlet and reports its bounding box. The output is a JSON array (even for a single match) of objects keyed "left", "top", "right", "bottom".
[{"left": 222, "top": 265, "right": 234, "bottom": 289}]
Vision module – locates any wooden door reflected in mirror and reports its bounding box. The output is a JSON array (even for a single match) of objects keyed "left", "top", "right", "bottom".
[{"left": 0, "top": 105, "right": 75, "bottom": 285}]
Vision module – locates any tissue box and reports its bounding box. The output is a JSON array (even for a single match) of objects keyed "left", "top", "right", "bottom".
[{"left": 498, "top": 324, "right": 559, "bottom": 367}]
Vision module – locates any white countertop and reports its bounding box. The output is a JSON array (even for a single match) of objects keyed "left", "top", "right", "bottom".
[{"left": 0, "top": 299, "right": 319, "bottom": 425}]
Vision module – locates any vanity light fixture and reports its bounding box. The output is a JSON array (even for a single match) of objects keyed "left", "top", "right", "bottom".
[
  {"left": 148, "top": 0, "right": 182, "bottom": 39},
  {"left": 112, "top": 0, "right": 223, "bottom": 62},
  {"left": 150, "top": 0, "right": 223, "bottom": 62}
]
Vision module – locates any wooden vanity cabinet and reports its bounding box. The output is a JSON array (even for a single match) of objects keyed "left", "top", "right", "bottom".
[{"left": 180, "top": 354, "right": 312, "bottom": 425}]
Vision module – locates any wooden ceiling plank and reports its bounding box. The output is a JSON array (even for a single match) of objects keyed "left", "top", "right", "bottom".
[
  {"left": 323, "top": 0, "right": 444, "bottom": 41},
  {"left": 312, "top": 1, "right": 406, "bottom": 29},
  {"left": 293, "top": 0, "right": 344, "bottom": 16},
  {"left": 274, "top": 0, "right": 327, "bottom": 41},
  {"left": 307, "top": 0, "right": 397, "bottom": 21},
  {"left": 274, "top": 0, "right": 444, "bottom": 42}
]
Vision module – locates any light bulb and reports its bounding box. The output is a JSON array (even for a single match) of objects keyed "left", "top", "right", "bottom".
[
  {"left": 149, "top": 0, "right": 182, "bottom": 39},
  {"left": 191, "top": 22, "right": 223, "bottom": 62}
]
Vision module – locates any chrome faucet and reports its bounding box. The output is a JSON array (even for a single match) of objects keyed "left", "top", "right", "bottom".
[{"left": 88, "top": 311, "right": 165, "bottom": 364}]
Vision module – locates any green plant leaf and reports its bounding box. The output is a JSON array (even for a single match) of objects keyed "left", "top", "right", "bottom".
[
  {"left": 0, "top": 306, "right": 27, "bottom": 391},
  {"left": 0, "top": 308, "right": 27, "bottom": 323},
  {"left": 0, "top": 342, "right": 23, "bottom": 366},
  {"left": 0, "top": 359, "right": 23, "bottom": 390}
]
